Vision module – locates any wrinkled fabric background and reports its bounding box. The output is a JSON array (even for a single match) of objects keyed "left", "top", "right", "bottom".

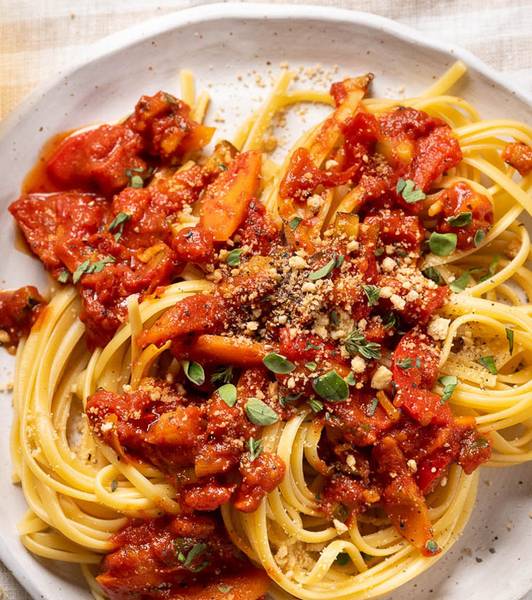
[{"left": 0, "top": 0, "right": 531, "bottom": 597}]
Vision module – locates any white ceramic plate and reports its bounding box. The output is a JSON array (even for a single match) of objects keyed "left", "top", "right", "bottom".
[{"left": 0, "top": 4, "right": 531, "bottom": 600}]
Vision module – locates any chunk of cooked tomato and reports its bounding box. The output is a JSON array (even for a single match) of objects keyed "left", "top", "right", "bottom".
[
  {"left": 9, "top": 192, "right": 106, "bottom": 274},
  {"left": 126, "top": 91, "right": 214, "bottom": 160},
  {"left": 46, "top": 124, "right": 146, "bottom": 196},
  {"left": 503, "top": 142, "right": 532, "bottom": 176},
  {"left": 436, "top": 182, "right": 493, "bottom": 250},
  {"left": 363, "top": 209, "right": 425, "bottom": 255},
  {"left": 97, "top": 514, "right": 266, "bottom": 600},
  {"left": 0, "top": 286, "right": 46, "bottom": 348},
  {"left": 233, "top": 451, "right": 286, "bottom": 512}
]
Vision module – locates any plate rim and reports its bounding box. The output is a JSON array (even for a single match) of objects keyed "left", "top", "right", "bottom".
[{"left": 0, "top": 3, "right": 530, "bottom": 600}]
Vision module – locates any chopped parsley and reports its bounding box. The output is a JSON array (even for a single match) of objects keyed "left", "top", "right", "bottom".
[
  {"left": 422, "top": 266, "right": 443, "bottom": 285},
  {"left": 474, "top": 229, "right": 486, "bottom": 247},
  {"left": 429, "top": 232, "right": 457, "bottom": 257},
  {"left": 72, "top": 256, "right": 116, "bottom": 284},
  {"left": 279, "top": 392, "right": 302, "bottom": 406},
  {"left": 366, "top": 397, "right": 379, "bottom": 416},
  {"left": 344, "top": 329, "right": 381, "bottom": 360},
  {"left": 108, "top": 212, "right": 131, "bottom": 241},
  {"left": 312, "top": 370, "right": 349, "bottom": 402},
  {"left": 248, "top": 437, "right": 262, "bottom": 461},
  {"left": 362, "top": 284, "right": 381, "bottom": 306},
  {"left": 383, "top": 312, "right": 397, "bottom": 330},
  {"left": 439, "top": 375, "right": 458, "bottom": 403},
  {"left": 57, "top": 269, "right": 70, "bottom": 284},
  {"left": 263, "top": 352, "right": 296, "bottom": 374},
  {"left": 308, "top": 254, "right": 344, "bottom": 281},
  {"left": 506, "top": 328, "right": 514, "bottom": 354},
  {"left": 245, "top": 397, "right": 279, "bottom": 426},
  {"left": 478, "top": 255, "right": 500, "bottom": 282},
  {"left": 335, "top": 552, "right": 350, "bottom": 566},
  {"left": 226, "top": 248, "right": 243, "bottom": 267},
  {"left": 478, "top": 355, "right": 497, "bottom": 375},
  {"left": 305, "top": 361, "right": 317, "bottom": 371},
  {"left": 176, "top": 542, "right": 209, "bottom": 572},
  {"left": 288, "top": 216, "right": 302, "bottom": 230},
  {"left": 217, "top": 383, "right": 237, "bottom": 407},
  {"left": 449, "top": 271, "right": 470, "bottom": 293},
  {"left": 308, "top": 398, "right": 324, "bottom": 413},
  {"left": 346, "top": 372, "right": 357, "bottom": 386},
  {"left": 183, "top": 361, "right": 205, "bottom": 386},
  {"left": 396, "top": 178, "right": 426, "bottom": 203},
  {"left": 446, "top": 211, "right": 472, "bottom": 227},
  {"left": 125, "top": 166, "right": 151, "bottom": 189},
  {"left": 396, "top": 357, "right": 413, "bottom": 369},
  {"left": 211, "top": 366, "right": 233, "bottom": 385}
]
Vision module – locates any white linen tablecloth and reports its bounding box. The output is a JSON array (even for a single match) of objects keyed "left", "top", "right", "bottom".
[{"left": 0, "top": 0, "right": 531, "bottom": 597}]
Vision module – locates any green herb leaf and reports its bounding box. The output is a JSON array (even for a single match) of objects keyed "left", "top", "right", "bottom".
[
  {"left": 366, "top": 397, "right": 379, "bottom": 417},
  {"left": 130, "top": 174, "right": 144, "bottom": 188},
  {"left": 374, "top": 247, "right": 384, "bottom": 257},
  {"left": 57, "top": 269, "right": 70, "bottom": 284},
  {"left": 429, "top": 232, "right": 457, "bottom": 256},
  {"left": 396, "top": 358, "right": 413, "bottom": 369},
  {"left": 312, "top": 370, "right": 349, "bottom": 402},
  {"left": 211, "top": 366, "right": 233, "bottom": 385},
  {"left": 248, "top": 437, "right": 262, "bottom": 461},
  {"left": 383, "top": 312, "right": 397, "bottom": 330},
  {"left": 396, "top": 178, "right": 426, "bottom": 203},
  {"left": 425, "top": 539, "right": 439, "bottom": 555},
  {"left": 217, "top": 383, "right": 237, "bottom": 407},
  {"left": 478, "top": 255, "right": 500, "bottom": 282},
  {"left": 506, "top": 328, "right": 514, "bottom": 354},
  {"left": 329, "top": 310, "right": 339, "bottom": 327},
  {"left": 446, "top": 212, "right": 472, "bottom": 227},
  {"left": 449, "top": 271, "right": 470, "bottom": 293},
  {"left": 288, "top": 216, "right": 302, "bottom": 230},
  {"left": 178, "top": 542, "right": 208, "bottom": 571},
  {"left": 335, "top": 552, "right": 350, "bottom": 566},
  {"left": 474, "top": 229, "right": 486, "bottom": 247},
  {"left": 422, "top": 266, "right": 443, "bottom": 285},
  {"left": 439, "top": 375, "right": 458, "bottom": 403},
  {"left": 245, "top": 397, "right": 279, "bottom": 426},
  {"left": 90, "top": 256, "right": 116, "bottom": 274},
  {"left": 344, "top": 329, "right": 381, "bottom": 360},
  {"left": 183, "top": 360, "right": 205, "bottom": 385},
  {"left": 305, "top": 341, "right": 321, "bottom": 351},
  {"left": 217, "top": 584, "right": 233, "bottom": 593},
  {"left": 263, "top": 352, "right": 296, "bottom": 374},
  {"left": 308, "top": 257, "right": 337, "bottom": 281},
  {"left": 346, "top": 372, "right": 357, "bottom": 386},
  {"left": 308, "top": 398, "right": 324, "bottom": 413},
  {"left": 108, "top": 212, "right": 131, "bottom": 232},
  {"left": 335, "top": 255, "right": 345, "bottom": 268},
  {"left": 279, "top": 392, "right": 302, "bottom": 406},
  {"left": 471, "top": 436, "right": 490, "bottom": 450},
  {"left": 362, "top": 284, "right": 381, "bottom": 307},
  {"left": 478, "top": 355, "right": 497, "bottom": 375},
  {"left": 72, "top": 260, "right": 91, "bottom": 284},
  {"left": 226, "top": 248, "right": 243, "bottom": 267},
  {"left": 305, "top": 361, "right": 317, "bottom": 371}
]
